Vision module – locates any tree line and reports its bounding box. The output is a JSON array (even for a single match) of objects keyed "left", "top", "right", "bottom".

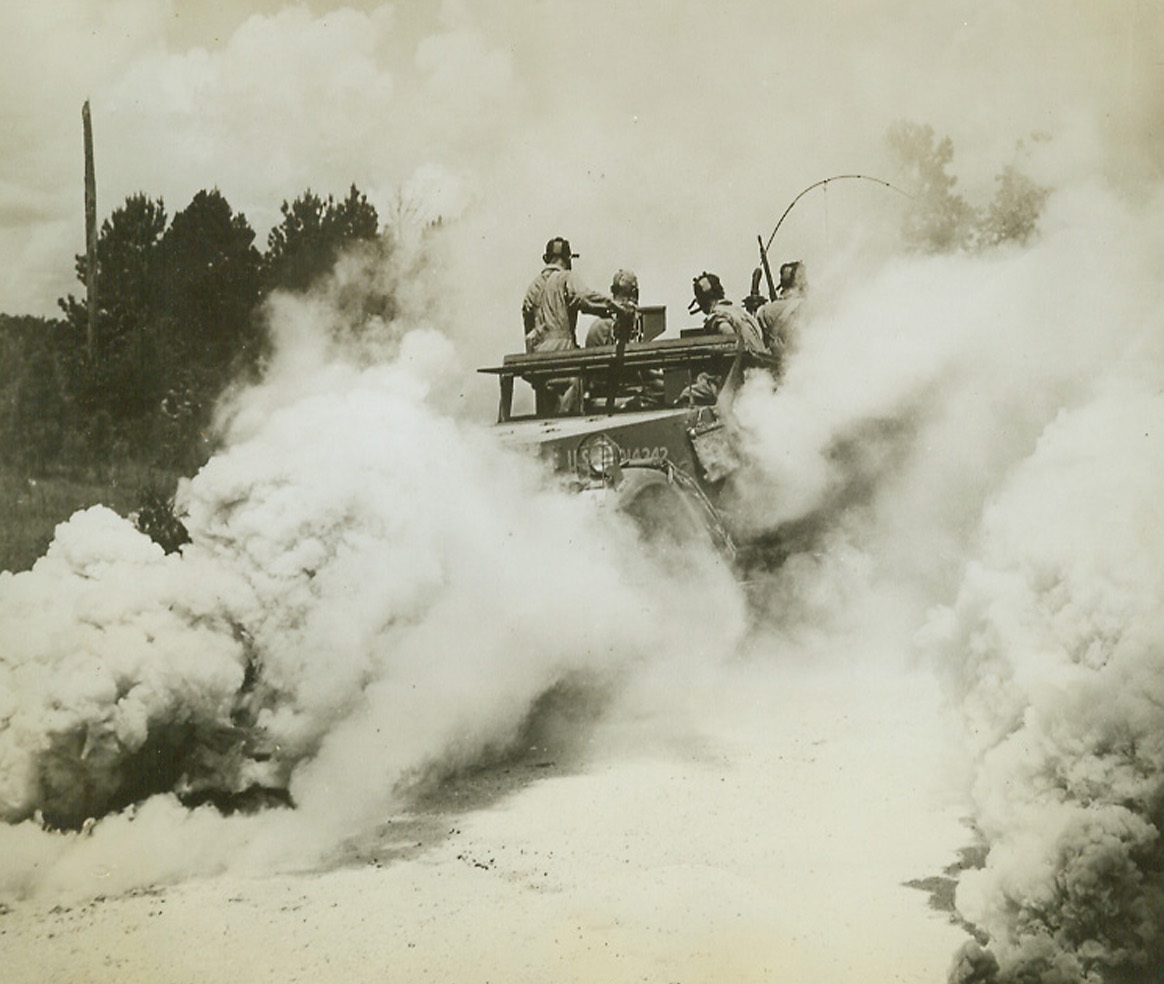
[
  {"left": 1, "top": 184, "right": 380, "bottom": 479},
  {"left": 885, "top": 120, "right": 1051, "bottom": 254},
  {"left": 2, "top": 120, "right": 1050, "bottom": 484}
]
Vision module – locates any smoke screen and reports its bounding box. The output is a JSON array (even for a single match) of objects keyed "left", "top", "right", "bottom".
[
  {"left": 4, "top": 175, "right": 1163, "bottom": 984},
  {"left": 0, "top": 237, "right": 747, "bottom": 898},
  {"left": 2, "top": 4, "right": 1164, "bottom": 981}
]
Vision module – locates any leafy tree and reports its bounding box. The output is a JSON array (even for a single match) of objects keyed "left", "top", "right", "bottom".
[
  {"left": 885, "top": 121, "right": 977, "bottom": 253},
  {"left": 264, "top": 184, "right": 379, "bottom": 291},
  {"left": 59, "top": 193, "right": 169, "bottom": 419},
  {"left": 159, "top": 188, "right": 264, "bottom": 392},
  {"left": 979, "top": 163, "right": 1050, "bottom": 249},
  {"left": 55, "top": 189, "right": 266, "bottom": 454},
  {"left": 0, "top": 319, "right": 27, "bottom": 452},
  {"left": 72, "top": 193, "right": 168, "bottom": 344},
  {"left": 42, "top": 181, "right": 384, "bottom": 478},
  {"left": 886, "top": 122, "right": 1051, "bottom": 255}
]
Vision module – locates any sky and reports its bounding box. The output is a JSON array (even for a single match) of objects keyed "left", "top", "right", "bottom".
[{"left": 2, "top": 0, "right": 1161, "bottom": 340}]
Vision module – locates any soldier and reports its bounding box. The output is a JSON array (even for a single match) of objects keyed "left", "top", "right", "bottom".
[
  {"left": 585, "top": 269, "right": 641, "bottom": 347},
  {"left": 522, "top": 237, "right": 622, "bottom": 353},
  {"left": 676, "top": 272, "right": 767, "bottom": 407},
  {"left": 754, "top": 260, "right": 807, "bottom": 356},
  {"left": 584, "top": 269, "right": 663, "bottom": 409},
  {"left": 689, "top": 271, "right": 766, "bottom": 354},
  {"left": 521, "top": 237, "right": 626, "bottom": 415}
]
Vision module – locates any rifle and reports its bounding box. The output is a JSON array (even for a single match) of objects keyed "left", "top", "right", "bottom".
[{"left": 757, "top": 234, "right": 777, "bottom": 300}]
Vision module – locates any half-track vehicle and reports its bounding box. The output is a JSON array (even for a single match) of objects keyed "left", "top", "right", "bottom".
[{"left": 479, "top": 309, "right": 782, "bottom": 559}]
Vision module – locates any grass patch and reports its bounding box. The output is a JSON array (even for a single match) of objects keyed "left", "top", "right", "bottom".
[{"left": 0, "top": 463, "right": 183, "bottom": 573}]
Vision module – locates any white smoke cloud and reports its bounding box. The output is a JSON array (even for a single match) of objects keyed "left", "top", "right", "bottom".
[
  {"left": 664, "top": 164, "right": 1164, "bottom": 981},
  {"left": 4, "top": 5, "right": 1164, "bottom": 976},
  {"left": 0, "top": 505, "right": 249, "bottom": 825},
  {"left": 895, "top": 193, "right": 1164, "bottom": 979},
  {"left": 919, "top": 378, "right": 1164, "bottom": 982},
  {"left": 730, "top": 177, "right": 1158, "bottom": 560},
  {"left": 0, "top": 231, "right": 745, "bottom": 901}
]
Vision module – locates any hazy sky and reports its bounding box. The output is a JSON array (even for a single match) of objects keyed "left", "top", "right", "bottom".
[{"left": 2, "top": 0, "right": 1161, "bottom": 328}]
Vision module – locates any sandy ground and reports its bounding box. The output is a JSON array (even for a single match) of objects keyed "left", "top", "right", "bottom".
[{"left": 1, "top": 663, "right": 972, "bottom": 984}]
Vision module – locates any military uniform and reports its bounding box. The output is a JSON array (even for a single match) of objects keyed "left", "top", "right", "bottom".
[
  {"left": 756, "top": 294, "right": 801, "bottom": 355},
  {"left": 521, "top": 237, "right": 616, "bottom": 414},
  {"left": 705, "top": 299, "right": 767, "bottom": 354},
  {"left": 522, "top": 267, "right": 613, "bottom": 352},
  {"left": 677, "top": 273, "right": 767, "bottom": 406},
  {"left": 585, "top": 311, "right": 643, "bottom": 347}
]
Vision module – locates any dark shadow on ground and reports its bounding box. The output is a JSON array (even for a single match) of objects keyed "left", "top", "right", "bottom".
[
  {"left": 323, "top": 675, "right": 612, "bottom": 871},
  {"left": 903, "top": 831, "right": 989, "bottom": 944}
]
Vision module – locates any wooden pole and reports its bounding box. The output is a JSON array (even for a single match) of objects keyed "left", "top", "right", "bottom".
[{"left": 82, "top": 100, "right": 97, "bottom": 358}]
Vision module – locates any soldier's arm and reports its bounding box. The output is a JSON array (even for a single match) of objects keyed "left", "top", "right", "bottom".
[
  {"left": 707, "top": 311, "right": 736, "bottom": 337},
  {"left": 522, "top": 279, "right": 545, "bottom": 340},
  {"left": 566, "top": 273, "right": 618, "bottom": 318},
  {"left": 522, "top": 286, "right": 545, "bottom": 351},
  {"left": 521, "top": 283, "right": 535, "bottom": 331}
]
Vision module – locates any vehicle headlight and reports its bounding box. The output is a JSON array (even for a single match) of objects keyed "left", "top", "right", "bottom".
[{"left": 577, "top": 433, "right": 621, "bottom": 480}]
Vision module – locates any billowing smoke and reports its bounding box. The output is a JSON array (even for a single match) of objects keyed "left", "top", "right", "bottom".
[
  {"left": 0, "top": 233, "right": 744, "bottom": 899},
  {"left": 709, "top": 172, "right": 1164, "bottom": 982},
  {"left": 916, "top": 269, "right": 1164, "bottom": 977},
  {"left": 6, "top": 168, "right": 1160, "bottom": 984},
  {"left": 3, "top": 8, "right": 1164, "bottom": 974},
  {"left": 0, "top": 505, "right": 250, "bottom": 828},
  {"left": 725, "top": 182, "right": 1143, "bottom": 627},
  {"left": 3, "top": 143, "right": 1163, "bottom": 984},
  {"left": 929, "top": 383, "right": 1164, "bottom": 984}
]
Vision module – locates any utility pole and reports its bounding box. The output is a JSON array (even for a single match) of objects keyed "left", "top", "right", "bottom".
[{"left": 82, "top": 100, "right": 97, "bottom": 358}]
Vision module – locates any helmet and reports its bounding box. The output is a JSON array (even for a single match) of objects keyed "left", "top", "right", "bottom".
[
  {"left": 779, "top": 261, "right": 806, "bottom": 292},
  {"left": 610, "top": 269, "right": 639, "bottom": 300},
  {"left": 689, "top": 271, "right": 723, "bottom": 313},
  {"left": 543, "top": 237, "right": 579, "bottom": 264}
]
